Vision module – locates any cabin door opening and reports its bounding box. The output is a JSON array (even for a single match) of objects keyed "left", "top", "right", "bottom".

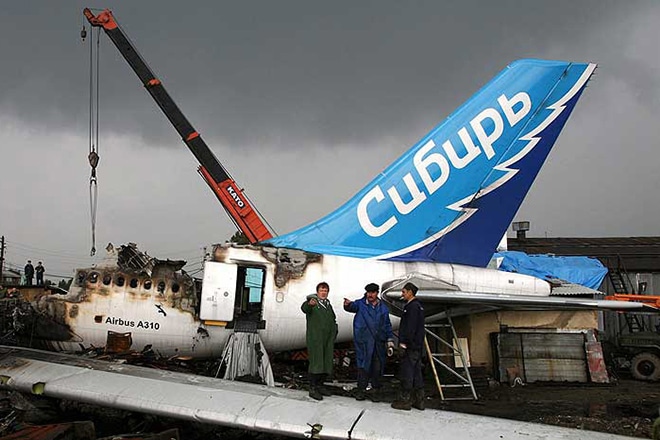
[{"left": 233, "top": 266, "right": 265, "bottom": 326}]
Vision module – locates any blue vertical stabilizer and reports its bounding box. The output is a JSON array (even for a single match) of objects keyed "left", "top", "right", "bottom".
[{"left": 264, "top": 59, "right": 597, "bottom": 267}]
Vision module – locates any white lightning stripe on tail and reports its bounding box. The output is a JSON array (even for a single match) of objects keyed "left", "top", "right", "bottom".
[{"left": 374, "top": 63, "right": 597, "bottom": 261}]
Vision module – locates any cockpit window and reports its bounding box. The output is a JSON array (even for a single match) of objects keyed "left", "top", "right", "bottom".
[{"left": 88, "top": 272, "right": 99, "bottom": 284}]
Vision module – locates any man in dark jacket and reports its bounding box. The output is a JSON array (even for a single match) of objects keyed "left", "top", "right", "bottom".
[
  {"left": 392, "top": 282, "right": 426, "bottom": 411},
  {"left": 24, "top": 260, "right": 34, "bottom": 286},
  {"left": 35, "top": 262, "right": 45, "bottom": 286},
  {"left": 344, "top": 282, "right": 394, "bottom": 401},
  {"left": 301, "top": 281, "right": 338, "bottom": 400}
]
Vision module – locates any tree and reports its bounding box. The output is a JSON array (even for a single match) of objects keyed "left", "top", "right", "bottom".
[{"left": 227, "top": 231, "right": 250, "bottom": 245}]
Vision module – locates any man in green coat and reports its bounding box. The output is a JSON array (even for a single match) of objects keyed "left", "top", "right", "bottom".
[{"left": 301, "top": 281, "right": 338, "bottom": 400}]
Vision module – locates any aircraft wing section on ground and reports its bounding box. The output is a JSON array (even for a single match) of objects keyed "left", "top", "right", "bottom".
[
  {"left": 381, "top": 273, "right": 659, "bottom": 315},
  {"left": 0, "top": 346, "right": 634, "bottom": 440}
]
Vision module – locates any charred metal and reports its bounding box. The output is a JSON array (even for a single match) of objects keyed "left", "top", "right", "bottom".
[
  {"left": 211, "top": 243, "right": 321, "bottom": 289},
  {"left": 261, "top": 246, "right": 321, "bottom": 288},
  {"left": 1, "top": 243, "right": 199, "bottom": 352}
]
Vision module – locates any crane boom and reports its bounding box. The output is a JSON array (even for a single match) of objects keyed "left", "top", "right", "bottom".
[{"left": 83, "top": 8, "right": 273, "bottom": 243}]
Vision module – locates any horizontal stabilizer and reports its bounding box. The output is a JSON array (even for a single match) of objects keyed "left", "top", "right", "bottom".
[
  {"left": 385, "top": 290, "right": 659, "bottom": 313},
  {"left": 381, "top": 273, "right": 658, "bottom": 314}
]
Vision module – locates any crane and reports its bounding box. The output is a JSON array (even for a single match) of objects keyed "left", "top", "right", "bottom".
[{"left": 82, "top": 8, "right": 273, "bottom": 244}]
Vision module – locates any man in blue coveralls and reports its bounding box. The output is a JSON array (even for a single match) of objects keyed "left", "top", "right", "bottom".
[{"left": 344, "top": 282, "right": 395, "bottom": 402}]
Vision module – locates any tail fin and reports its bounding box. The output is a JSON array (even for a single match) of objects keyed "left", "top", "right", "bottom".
[{"left": 264, "top": 59, "right": 596, "bottom": 267}]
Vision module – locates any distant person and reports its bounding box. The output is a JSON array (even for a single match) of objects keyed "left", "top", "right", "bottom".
[
  {"left": 35, "top": 261, "right": 45, "bottom": 286},
  {"left": 24, "top": 260, "right": 34, "bottom": 285},
  {"left": 391, "top": 282, "right": 426, "bottom": 411},
  {"left": 343, "top": 282, "right": 394, "bottom": 402},
  {"left": 301, "top": 281, "right": 338, "bottom": 401}
]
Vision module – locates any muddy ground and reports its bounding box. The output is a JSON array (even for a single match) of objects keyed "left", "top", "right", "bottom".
[
  {"left": 277, "top": 358, "right": 660, "bottom": 439},
  {"left": 432, "top": 376, "right": 659, "bottom": 439},
  {"left": 296, "top": 365, "right": 660, "bottom": 440},
  {"left": 0, "top": 359, "right": 658, "bottom": 439}
]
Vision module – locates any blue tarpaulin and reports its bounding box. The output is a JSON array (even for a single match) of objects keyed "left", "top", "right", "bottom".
[{"left": 493, "top": 251, "right": 608, "bottom": 290}]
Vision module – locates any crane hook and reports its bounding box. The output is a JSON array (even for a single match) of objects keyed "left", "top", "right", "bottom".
[{"left": 88, "top": 150, "right": 99, "bottom": 182}]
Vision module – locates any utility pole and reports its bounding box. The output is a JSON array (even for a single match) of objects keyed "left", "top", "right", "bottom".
[{"left": 0, "top": 236, "right": 5, "bottom": 283}]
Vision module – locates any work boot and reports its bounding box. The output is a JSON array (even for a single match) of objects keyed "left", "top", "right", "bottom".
[
  {"left": 318, "top": 373, "right": 332, "bottom": 395},
  {"left": 318, "top": 385, "right": 333, "bottom": 396},
  {"left": 308, "top": 373, "right": 323, "bottom": 400},
  {"left": 366, "top": 388, "right": 381, "bottom": 403},
  {"left": 309, "top": 387, "right": 323, "bottom": 401},
  {"left": 412, "top": 389, "right": 425, "bottom": 411},
  {"left": 354, "top": 388, "right": 366, "bottom": 401},
  {"left": 391, "top": 391, "right": 412, "bottom": 411}
]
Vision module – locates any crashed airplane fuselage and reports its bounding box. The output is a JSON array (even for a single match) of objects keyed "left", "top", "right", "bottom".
[
  {"left": 13, "top": 59, "right": 610, "bottom": 358},
  {"left": 14, "top": 242, "right": 550, "bottom": 357}
]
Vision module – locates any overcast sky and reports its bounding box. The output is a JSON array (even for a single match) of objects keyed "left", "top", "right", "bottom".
[{"left": 1, "top": 1, "right": 659, "bottom": 278}]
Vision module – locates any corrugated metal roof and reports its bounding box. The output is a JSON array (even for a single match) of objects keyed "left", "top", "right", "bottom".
[
  {"left": 511, "top": 236, "right": 660, "bottom": 251},
  {"left": 1, "top": 269, "right": 20, "bottom": 278},
  {"left": 549, "top": 279, "right": 603, "bottom": 296},
  {"left": 508, "top": 237, "right": 660, "bottom": 273}
]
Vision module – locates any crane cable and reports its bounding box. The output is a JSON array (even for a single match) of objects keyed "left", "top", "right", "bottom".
[{"left": 82, "top": 22, "right": 100, "bottom": 256}]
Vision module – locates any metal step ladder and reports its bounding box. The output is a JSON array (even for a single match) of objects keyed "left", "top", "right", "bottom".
[
  {"left": 608, "top": 270, "right": 629, "bottom": 294},
  {"left": 608, "top": 255, "right": 646, "bottom": 333},
  {"left": 608, "top": 254, "right": 636, "bottom": 295},
  {"left": 424, "top": 313, "right": 478, "bottom": 401}
]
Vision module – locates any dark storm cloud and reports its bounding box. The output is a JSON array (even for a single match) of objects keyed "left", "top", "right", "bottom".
[
  {"left": 0, "top": 0, "right": 635, "bottom": 150},
  {"left": 2, "top": 0, "right": 660, "bottom": 275}
]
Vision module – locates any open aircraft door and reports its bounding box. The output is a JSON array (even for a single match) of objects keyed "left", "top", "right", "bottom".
[{"left": 201, "top": 261, "right": 238, "bottom": 322}]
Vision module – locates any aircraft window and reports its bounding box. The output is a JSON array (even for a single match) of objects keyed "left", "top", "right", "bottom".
[
  {"left": 157, "top": 281, "right": 166, "bottom": 294},
  {"left": 88, "top": 272, "right": 99, "bottom": 284},
  {"left": 144, "top": 280, "right": 152, "bottom": 290},
  {"left": 171, "top": 283, "right": 180, "bottom": 293},
  {"left": 102, "top": 274, "right": 112, "bottom": 286},
  {"left": 130, "top": 278, "right": 139, "bottom": 288},
  {"left": 76, "top": 271, "right": 87, "bottom": 286},
  {"left": 115, "top": 275, "right": 125, "bottom": 287}
]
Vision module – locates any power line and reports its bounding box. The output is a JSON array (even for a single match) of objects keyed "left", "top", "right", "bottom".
[
  {"left": 6, "top": 240, "right": 93, "bottom": 260},
  {"left": 3, "top": 239, "right": 208, "bottom": 279}
]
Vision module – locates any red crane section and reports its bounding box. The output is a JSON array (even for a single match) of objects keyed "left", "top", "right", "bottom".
[{"left": 83, "top": 8, "right": 273, "bottom": 243}]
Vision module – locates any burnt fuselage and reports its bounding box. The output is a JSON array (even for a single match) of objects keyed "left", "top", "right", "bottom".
[{"left": 17, "top": 243, "right": 550, "bottom": 357}]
